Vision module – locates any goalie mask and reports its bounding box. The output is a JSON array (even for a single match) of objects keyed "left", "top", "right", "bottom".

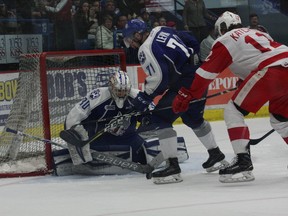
[
  {"left": 215, "top": 11, "right": 242, "bottom": 36},
  {"left": 109, "top": 70, "right": 132, "bottom": 108}
]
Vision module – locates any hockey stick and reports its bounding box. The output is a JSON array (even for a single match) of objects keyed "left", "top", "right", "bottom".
[
  {"left": 248, "top": 129, "right": 275, "bottom": 145},
  {"left": 5, "top": 127, "right": 66, "bottom": 148},
  {"left": 5, "top": 127, "right": 164, "bottom": 175}
]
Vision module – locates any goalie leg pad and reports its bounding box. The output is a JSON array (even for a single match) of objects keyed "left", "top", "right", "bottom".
[
  {"left": 67, "top": 143, "right": 92, "bottom": 165},
  {"left": 53, "top": 145, "right": 133, "bottom": 176},
  {"left": 52, "top": 149, "right": 74, "bottom": 176}
]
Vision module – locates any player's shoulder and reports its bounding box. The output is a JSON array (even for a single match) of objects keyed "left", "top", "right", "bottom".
[{"left": 86, "top": 87, "right": 111, "bottom": 102}]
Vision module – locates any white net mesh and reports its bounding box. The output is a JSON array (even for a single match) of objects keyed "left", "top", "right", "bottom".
[{"left": 0, "top": 50, "right": 125, "bottom": 177}]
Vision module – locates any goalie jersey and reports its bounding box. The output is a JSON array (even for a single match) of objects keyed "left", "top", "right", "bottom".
[{"left": 65, "top": 87, "right": 140, "bottom": 140}]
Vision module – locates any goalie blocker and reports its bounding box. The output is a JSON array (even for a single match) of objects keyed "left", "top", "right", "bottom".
[{"left": 53, "top": 136, "right": 189, "bottom": 176}]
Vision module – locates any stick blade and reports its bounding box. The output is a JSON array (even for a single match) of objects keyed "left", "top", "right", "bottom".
[{"left": 249, "top": 129, "right": 275, "bottom": 145}]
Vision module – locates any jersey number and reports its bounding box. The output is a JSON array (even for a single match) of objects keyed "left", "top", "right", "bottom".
[
  {"left": 167, "top": 38, "right": 190, "bottom": 57},
  {"left": 245, "top": 32, "right": 281, "bottom": 53}
]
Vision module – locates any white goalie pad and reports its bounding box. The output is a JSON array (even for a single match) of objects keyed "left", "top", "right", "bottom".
[
  {"left": 143, "top": 136, "right": 189, "bottom": 168},
  {"left": 53, "top": 137, "right": 188, "bottom": 176},
  {"left": 53, "top": 146, "right": 133, "bottom": 176},
  {"left": 67, "top": 143, "right": 92, "bottom": 165}
]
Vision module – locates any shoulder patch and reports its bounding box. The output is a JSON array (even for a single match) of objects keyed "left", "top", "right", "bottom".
[
  {"left": 89, "top": 89, "right": 100, "bottom": 99},
  {"left": 138, "top": 51, "right": 146, "bottom": 64}
]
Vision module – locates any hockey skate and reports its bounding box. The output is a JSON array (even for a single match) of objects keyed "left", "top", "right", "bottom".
[
  {"left": 202, "top": 147, "right": 229, "bottom": 172},
  {"left": 152, "top": 157, "right": 182, "bottom": 184},
  {"left": 219, "top": 153, "right": 255, "bottom": 183}
]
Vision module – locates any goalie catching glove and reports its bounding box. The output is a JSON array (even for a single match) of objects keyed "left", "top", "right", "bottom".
[{"left": 172, "top": 87, "right": 194, "bottom": 113}]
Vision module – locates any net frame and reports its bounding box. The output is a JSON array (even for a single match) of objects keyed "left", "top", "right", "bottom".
[{"left": 0, "top": 49, "right": 126, "bottom": 178}]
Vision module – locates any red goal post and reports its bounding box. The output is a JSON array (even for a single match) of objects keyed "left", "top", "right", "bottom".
[{"left": 0, "top": 49, "right": 126, "bottom": 178}]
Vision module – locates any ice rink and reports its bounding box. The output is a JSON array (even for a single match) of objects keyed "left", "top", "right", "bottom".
[{"left": 1, "top": 117, "right": 288, "bottom": 216}]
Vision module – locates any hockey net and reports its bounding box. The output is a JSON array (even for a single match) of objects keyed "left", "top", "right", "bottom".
[{"left": 0, "top": 49, "right": 126, "bottom": 177}]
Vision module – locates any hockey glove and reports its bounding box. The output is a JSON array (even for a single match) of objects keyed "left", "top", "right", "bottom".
[
  {"left": 172, "top": 87, "right": 193, "bottom": 113},
  {"left": 61, "top": 125, "right": 89, "bottom": 145},
  {"left": 131, "top": 91, "right": 153, "bottom": 112}
]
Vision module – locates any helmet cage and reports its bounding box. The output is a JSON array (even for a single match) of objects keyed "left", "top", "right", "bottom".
[{"left": 109, "top": 70, "right": 132, "bottom": 108}]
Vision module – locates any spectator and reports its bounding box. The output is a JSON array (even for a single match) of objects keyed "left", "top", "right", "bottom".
[
  {"left": 152, "top": 20, "right": 159, "bottom": 28},
  {"left": 71, "top": 0, "right": 80, "bottom": 16},
  {"left": 87, "top": 0, "right": 100, "bottom": 39},
  {"left": 138, "top": 8, "right": 152, "bottom": 30},
  {"left": 73, "top": 0, "right": 92, "bottom": 50},
  {"left": 44, "top": 0, "right": 75, "bottom": 51},
  {"left": 95, "top": 14, "right": 113, "bottom": 49},
  {"left": 32, "top": 0, "right": 49, "bottom": 18},
  {"left": 158, "top": 16, "right": 167, "bottom": 26},
  {"left": 114, "top": 15, "right": 127, "bottom": 48},
  {"left": 98, "top": 0, "right": 119, "bottom": 26},
  {"left": 150, "top": 7, "right": 165, "bottom": 25},
  {"left": 4, "top": 7, "right": 19, "bottom": 34},
  {"left": 248, "top": 13, "right": 268, "bottom": 33},
  {"left": 115, "top": 14, "right": 127, "bottom": 30},
  {"left": 182, "top": 0, "right": 216, "bottom": 43},
  {"left": 117, "top": 0, "right": 136, "bottom": 19},
  {"left": 0, "top": 1, "right": 7, "bottom": 34}
]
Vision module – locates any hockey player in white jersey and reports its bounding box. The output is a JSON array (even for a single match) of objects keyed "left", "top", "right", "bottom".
[
  {"left": 172, "top": 11, "right": 288, "bottom": 183},
  {"left": 122, "top": 19, "right": 228, "bottom": 184}
]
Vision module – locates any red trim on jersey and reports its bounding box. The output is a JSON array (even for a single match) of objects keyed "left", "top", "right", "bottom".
[
  {"left": 228, "top": 127, "right": 250, "bottom": 141},
  {"left": 283, "top": 137, "right": 288, "bottom": 144},
  {"left": 189, "top": 41, "right": 233, "bottom": 99},
  {"left": 258, "top": 52, "right": 288, "bottom": 70},
  {"left": 201, "top": 41, "right": 232, "bottom": 74}
]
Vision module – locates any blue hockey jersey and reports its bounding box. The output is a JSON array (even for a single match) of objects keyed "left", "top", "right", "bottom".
[{"left": 138, "top": 26, "right": 199, "bottom": 98}]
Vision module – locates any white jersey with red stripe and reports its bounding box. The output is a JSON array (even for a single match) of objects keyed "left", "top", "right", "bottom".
[{"left": 190, "top": 27, "right": 288, "bottom": 98}]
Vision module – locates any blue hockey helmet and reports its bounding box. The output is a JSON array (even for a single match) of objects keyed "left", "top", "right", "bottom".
[{"left": 122, "top": 19, "right": 147, "bottom": 48}]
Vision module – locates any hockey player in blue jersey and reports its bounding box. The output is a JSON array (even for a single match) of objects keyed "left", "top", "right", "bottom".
[
  {"left": 54, "top": 70, "right": 189, "bottom": 176},
  {"left": 123, "top": 19, "right": 228, "bottom": 184},
  {"left": 55, "top": 70, "right": 146, "bottom": 175}
]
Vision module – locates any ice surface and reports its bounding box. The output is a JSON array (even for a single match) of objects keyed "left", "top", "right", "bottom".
[{"left": 0, "top": 117, "right": 287, "bottom": 216}]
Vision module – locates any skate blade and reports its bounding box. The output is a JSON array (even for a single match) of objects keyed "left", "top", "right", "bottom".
[
  {"left": 206, "top": 160, "right": 230, "bottom": 173},
  {"left": 219, "top": 171, "right": 255, "bottom": 183},
  {"left": 153, "top": 174, "right": 183, "bottom": 184}
]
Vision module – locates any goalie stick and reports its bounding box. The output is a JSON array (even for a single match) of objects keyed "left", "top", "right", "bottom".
[
  {"left": 5, "top": 127, "right": 66, "bottom": 148},
  {"left": 5, "top": 127, "right": 164, "bottom": 176}
]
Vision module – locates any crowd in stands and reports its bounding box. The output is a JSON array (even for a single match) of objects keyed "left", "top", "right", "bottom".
[
  {"left": 0, "top": 0, "right": 182, "bottom": 64},
  {"left": 0, "top": 0, "right": 269, "bottom": 67}
]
